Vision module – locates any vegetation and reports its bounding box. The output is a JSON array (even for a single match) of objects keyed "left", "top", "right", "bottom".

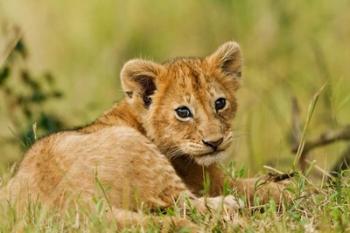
[
  {"left": 0, "top": 0, "right": 350, "bottom": 232},
  {"left": 0, "top": 39, "right": 65, "bottom": 151}
]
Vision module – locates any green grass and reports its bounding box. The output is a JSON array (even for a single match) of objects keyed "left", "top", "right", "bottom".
[
  {"left": 1, "top": 171, "right": 350, "bottom": 232},
  {"left": 1, "top": 0, "right": 350, "bottom": 232}
]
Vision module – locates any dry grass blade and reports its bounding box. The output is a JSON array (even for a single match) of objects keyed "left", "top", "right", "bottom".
[{"left": 293, "top": 83, "right": 327, "bottom": 169}]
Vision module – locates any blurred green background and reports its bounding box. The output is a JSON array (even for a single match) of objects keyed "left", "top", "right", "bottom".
[{"left": 0, "top": 0, "right": 349, "bottom": 176}]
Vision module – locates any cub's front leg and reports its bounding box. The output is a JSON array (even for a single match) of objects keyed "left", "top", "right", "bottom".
[
  {"left": 171, "top": 157, "right": 290, "bottom": 206},
  {"left": 206, "top": 165, "right": 291, "bottom": 206}
]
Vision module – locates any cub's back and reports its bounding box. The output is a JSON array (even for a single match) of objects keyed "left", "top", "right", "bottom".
[{"left": 2, "top": 126, "right": 187, "bottom": 210}]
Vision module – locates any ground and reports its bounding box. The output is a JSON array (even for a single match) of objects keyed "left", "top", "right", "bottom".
[{"left": 1, "top": 168, "right": 349, "bottom": 233}]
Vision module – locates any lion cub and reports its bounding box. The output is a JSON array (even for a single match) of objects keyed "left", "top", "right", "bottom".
[{"left": 1, "top": 41, "right": 287, "bottom": 228}]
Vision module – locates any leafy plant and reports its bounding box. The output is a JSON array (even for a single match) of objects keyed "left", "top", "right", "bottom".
[{"left": 0, "top": 38, "right": 66, "bottom": 150}]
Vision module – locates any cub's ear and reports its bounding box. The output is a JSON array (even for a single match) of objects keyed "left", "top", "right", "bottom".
[
  {"left": 207, "top": 41, "right": 242, "bottom": 79},
  {"left": 120, "top": 59, "right": 164, "bottom": 108}
]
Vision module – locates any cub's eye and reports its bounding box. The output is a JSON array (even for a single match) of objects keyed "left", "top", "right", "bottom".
[
  {"left": 175, "top": 106, "right": 193, "bottom": 119},
  {"left": 215, "top": 98, "right": 226, "bottom": 111}
]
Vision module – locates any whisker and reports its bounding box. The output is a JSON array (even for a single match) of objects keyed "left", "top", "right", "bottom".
[{"left": 167, "top": 147, "right": 184, "bottom": 160}]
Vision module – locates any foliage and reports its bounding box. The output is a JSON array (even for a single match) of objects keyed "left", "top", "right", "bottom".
[
  {"left": 0, "top": 39, "right": 66, "bottom": 150},
  {"left": 1, "top": 0, "right": 350, "bottom": 171}
]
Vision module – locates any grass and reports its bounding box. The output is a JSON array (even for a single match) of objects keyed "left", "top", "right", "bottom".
[
  {"left": 293, "top": 83, "right": 327, "bottom": 169},
  {"left": 1, "top": 170, "right": 350, "bottom": 232},
  {"left": 1, "top": 0, "right": 350, "bottom": 232}
]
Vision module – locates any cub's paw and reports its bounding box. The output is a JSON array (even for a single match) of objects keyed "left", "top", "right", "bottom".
[
  {"left": 193, "top": 195, "right": 243, "bottom": 214},
  {"left": 240, "top": 177, "right": 292, "bottom": 207}
]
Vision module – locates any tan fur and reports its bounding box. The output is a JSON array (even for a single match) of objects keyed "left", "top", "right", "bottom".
[{"left": 1, "top": 41, "right": 288, "bottom": 229}]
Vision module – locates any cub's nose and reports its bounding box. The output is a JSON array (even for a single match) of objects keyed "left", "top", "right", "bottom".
[{"left": 202, "top": 137, "right": 224, "bottom": 150}]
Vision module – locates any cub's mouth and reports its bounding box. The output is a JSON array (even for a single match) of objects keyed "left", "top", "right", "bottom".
[
  {"left": 197, "top": 149, "right": 225, "bottom": 157},
  {"left": 175, "top": 136, "right": 233, "bottom": 166},
  {"left": 194, "top": 150, "right": 229, "bottom": 166}
]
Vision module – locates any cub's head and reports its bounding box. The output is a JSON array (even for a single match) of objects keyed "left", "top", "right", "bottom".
[{"left": 121, "top": 41, "right": 242, "bottom": 166}]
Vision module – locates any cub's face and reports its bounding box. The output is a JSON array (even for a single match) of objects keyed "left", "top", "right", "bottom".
[{"left": 121, "top": 42, "right": 242, "bottom": 166}]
